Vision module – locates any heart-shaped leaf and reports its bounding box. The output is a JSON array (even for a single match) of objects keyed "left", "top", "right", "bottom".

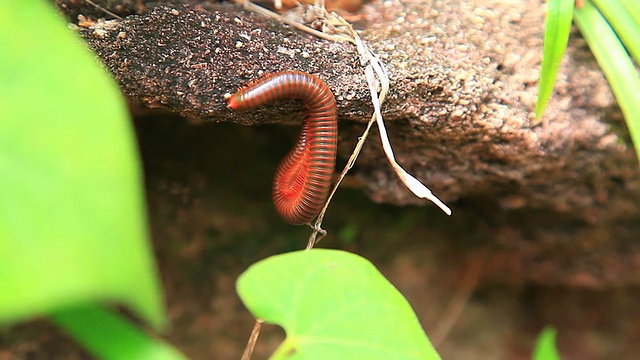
[{"left": 237, "top": 249, "right": 440, "bottom": 359}]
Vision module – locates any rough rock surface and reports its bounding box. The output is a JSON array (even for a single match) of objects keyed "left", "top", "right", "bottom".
[
  {"left": 62, "top": 0, "right": 640, "bottom": 285},
  {"left": 62, "top": 0, "right": 640, "bottom": 288}
]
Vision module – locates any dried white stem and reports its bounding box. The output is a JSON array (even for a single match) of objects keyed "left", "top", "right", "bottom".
[{"left": 240, "top": 1, "right": 452, "bottom": 249}]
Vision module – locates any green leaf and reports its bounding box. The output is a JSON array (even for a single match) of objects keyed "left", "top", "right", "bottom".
[
  {"left": 592, "top": 0, "right": 640, "bottom": 62},
  {"left": 574, "top": 1, "right": 640, "bottom": 163},
  {"left": 0, "top": 0, "right": 165, "bottom": 329},
  {"left": 51, "top": 304, "right": 187, "bottom": 360},
  {"left": 532, "top": 327, "right": 560, "bottom": 360},
  {"left": 621, "top": 0, "right": 640, "bottom": 27},
  {"left": 237, "top": 249, "right": 440, "bottom": 360},
  {"left": 535, "top": 0, "right": 574, "bottom": 120}
]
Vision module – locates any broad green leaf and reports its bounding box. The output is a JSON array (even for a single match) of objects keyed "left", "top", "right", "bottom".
[
  {"left": 51, "top": 304, "right": 187, "bottom": 360},
  {"left": 592, "top": 0, "right": 640, "bottom": 62},
  {"left": 574, "top": 1, "right": 640, "bottom": 163},
  {"left": 535, "top": 0, "right": 574, "bottom": 120},
  {"left": 237, "top": 249, "right": 440, "bottom": 360},
  {"left": 621, "top": 0, "right": 640, "bottom": 26},
  {"left": 532, "top": 327, "right": 560, "bottom": 360},
  {"left": 0, "top": 0, "right": 165, "bottom": 329}
]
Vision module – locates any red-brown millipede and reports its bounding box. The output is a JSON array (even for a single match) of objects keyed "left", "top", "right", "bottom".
[{"left": 228, "top": 71, "right": 337, "bottom": 225}]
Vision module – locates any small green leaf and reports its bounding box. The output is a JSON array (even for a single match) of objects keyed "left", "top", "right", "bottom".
[
  {"left": 532, "top": 327, "right": 560, "bottom": 360},
  {"left": 0, "top": 0, "right": 165, "bottom": 329},
  {"left": 535, "top": 0, "right": 575, "bottom": 120},
  {"left": 51, "top": 304, "right": 187, "bottom": 360},
  {"left": 574, "top": 1, "right": 640, "bottom": 163},
  {"left": 237, "top": 249, "right": 440, "bottom": 360}
]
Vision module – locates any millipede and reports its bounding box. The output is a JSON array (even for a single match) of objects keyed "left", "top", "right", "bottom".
[{"left": 228, "top": 71, "right": 338, "bottom": 225}]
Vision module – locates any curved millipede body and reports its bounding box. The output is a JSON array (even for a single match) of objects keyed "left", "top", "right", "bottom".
[{"left": 228, "top": 71, "right": 338, "bottom": 225}]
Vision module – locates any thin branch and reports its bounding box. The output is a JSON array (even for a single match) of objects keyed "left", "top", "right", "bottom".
[
  {"left": 431, "top": 251, "right": 486, "bottom": 346},
  {"left": 241, "top": 319, "right": 264, "bottom": 360},
  {"left": 84, "top": 0, "right": 122, "bottom": 19}
]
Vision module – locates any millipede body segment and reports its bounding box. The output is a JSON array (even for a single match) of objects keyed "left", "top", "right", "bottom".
[{"left": 228, "top": 71, "right": 338, "bottom": 225}]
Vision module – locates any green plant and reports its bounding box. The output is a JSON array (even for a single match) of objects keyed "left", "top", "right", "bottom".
[
  {"left": 237, "top": 249, "right": 441, "bottom": 359},
  {"left": 534, "top": 1, "right": 637, "bottom": 357},
  {"left": 532, "top": 327, "right": 561, "bottom": 360},
  {"left": 0, "top": 1, "right": 184, "bottom": 358},
  {"left": 536, "top": 0, "right": 640, "bottom": 161}
]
